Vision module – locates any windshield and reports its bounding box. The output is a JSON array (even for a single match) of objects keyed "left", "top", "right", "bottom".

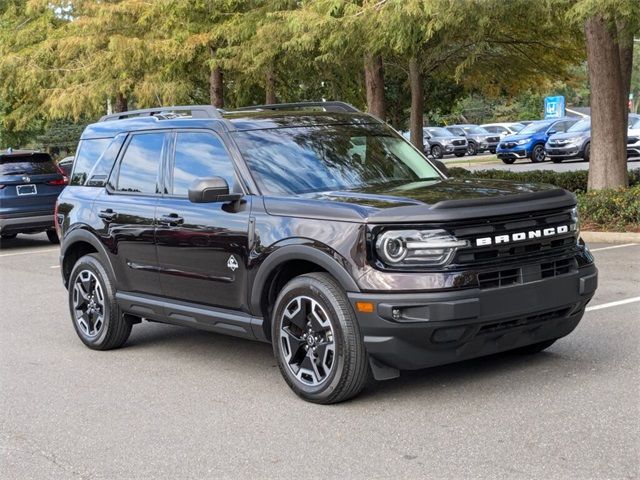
[
  {"left": 233, "top": 124, "right": 442, "bottom": 195},
  {"left": 510, "top": 123, "right": 526, "bottom": 132},
  {"left": 0, "top": 152, "right": 56, "bottom": 175},
  {"left": 629, "top": 116, "right": 640, "bottom": 129},
  {"left": 462, "top": 126, "right": 488, "bottom": 135},
  {"left": 518, "top": 121, "right": 552, "bottom": 135},
  {"left": 426, "top": 127, "right": 455, "bottom": 137},
  {"left": 567, "top": 119, "right": 591, "bottom": 132}
]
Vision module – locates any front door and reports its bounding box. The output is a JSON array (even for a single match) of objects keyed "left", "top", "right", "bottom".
[
  {"left": 155, "top": 131, "right": 251, "bottom": 310},
  {"left": 95, "top": 131, "right": 167, "bottom": 296}
]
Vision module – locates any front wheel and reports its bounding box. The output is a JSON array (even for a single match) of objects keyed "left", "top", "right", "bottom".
[
  {"left": 530, "top": 144, "right": 546, "bottom": 163},
  {"left": 489, "top": 148, "right": 496, "bottom": 154},
  {"left": 501, "top": 157, "right": 516, "bottom": 165},
  {"left": 430, "top": 145, "right": 443, "bottom": 159},
  {"left": 68, "top": 253, "right": 132, "bottom": 350},
  {"left": 467, "top": 142, "right": 478, "bottom": 156},
  {"left": 272, "top": 272, "right": 369, "bottom": 404}
]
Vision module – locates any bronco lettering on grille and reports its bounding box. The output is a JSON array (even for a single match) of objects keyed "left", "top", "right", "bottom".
[{"left": 476, "top": 225, "right": 571, "bottom": 247}]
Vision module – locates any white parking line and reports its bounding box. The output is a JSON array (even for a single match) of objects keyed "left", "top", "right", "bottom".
[
  {"left": 586, "top": 296, "right": 640, "bottom": 312},
  {"left": 590, "top": 243, "right": 638, "bottom": 252},
  {"left": 0, "top": 248, "right": 59, "bottom": 258}
]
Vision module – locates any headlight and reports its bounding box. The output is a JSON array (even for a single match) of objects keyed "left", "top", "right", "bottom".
[
  {"left": 440, "top": 138, "right": 451, "bottom": 145},
  {"left": 571, "top": 206, "right": 580, "bottom": 241},
  {"left": 375, "top": 229, "right": 469, "bottom": 267},
  {"left": 565, "top": 136, "right": 585, "bottom": 144},
  {"left": 516, "top": 138, "right": 529, "bottom": 145}
]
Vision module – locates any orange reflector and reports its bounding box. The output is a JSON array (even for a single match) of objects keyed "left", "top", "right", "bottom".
[{"left": 356, "top": 301, "right": 374, "bottom": 313}]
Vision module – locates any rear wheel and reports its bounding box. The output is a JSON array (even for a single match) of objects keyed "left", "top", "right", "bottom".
[
  {"left": 501, "top": 158, "right": 516, "bottom": 165},
  {"left": 467, "top": 141, "right": 478, "bottom": 156},
  {"left": 68, "top": 253, "right": 132, "bottom": 350},
  {"left": 530, "top": 144, "right": 546, "bottom": 163},
  {"left": 46, "top": 229, "right": 59, "bottom": 244},
  {"left": 430, "top": 145, "right": 443, "bottom": 159},
  {"left": 272, "top": 272, "right": 369, "bottom": 404}
]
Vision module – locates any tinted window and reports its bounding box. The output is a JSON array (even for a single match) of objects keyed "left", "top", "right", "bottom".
[
  {"left": 115, "top": 133, "right": 165, "bottom": 194},
  {"left": 519, "top": 121, "right": 553, "bottom": 135},
  {"left": 172, "top": 132, "right": 236, "bottom": 196},
  {"left": 233, "top": 124, "right": 441, "bottom": 195},
  {"left": 463, "top": 126, "right": 488, "bottom": 135},
  {"left": 71, "top": 139, "right": 110, "bottom": 185},
  {"left": 84, "top": 135, "right": 126, "bottom": 186},
  {"left": 568, "top": 119, "right": 591, "bottom": 132},
  {"left": 0, "top": 152, "right": 56, "bottom": 176}
]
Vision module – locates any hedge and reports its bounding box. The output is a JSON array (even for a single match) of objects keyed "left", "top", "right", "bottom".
[
  {"left": 447, "top": 167, "right": 640, "bottom": 232},
  {"left": 447, "top": 167, "right": 640, "bottom": 193}
]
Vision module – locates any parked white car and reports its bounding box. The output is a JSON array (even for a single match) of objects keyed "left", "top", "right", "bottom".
[{"left": 480, "top": 122, "right": 526, "bottom": 139}]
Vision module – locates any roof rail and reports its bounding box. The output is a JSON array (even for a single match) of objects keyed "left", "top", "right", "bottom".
[
  {"left": 232, "top": 101, "right": 361, "bottom": 114},
  {"left": 99, "top": 105, "right": 223, "bottom": 122}
]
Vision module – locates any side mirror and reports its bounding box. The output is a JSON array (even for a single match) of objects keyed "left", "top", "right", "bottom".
[
  {"left": 432, "top": 159, "right": 449, "bottom": 176},
  {"left": 188, "top": 177, "right": 241, "bottom": 203},
  {"left": 547, "top": 130, "right": 557, "bottom": 135}
]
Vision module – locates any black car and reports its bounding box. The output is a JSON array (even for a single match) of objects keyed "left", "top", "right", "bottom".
[
  {"left": 56, "top": 103, "right": 597, "bottom": 404},
  {"left": 0, "top": 149, "right": 66, "bottom": 243},
  {"left": 423, "top": 127, "right": 467, "bottom": 158}
]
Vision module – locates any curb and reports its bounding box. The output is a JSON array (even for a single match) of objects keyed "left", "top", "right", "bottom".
[{"left": 581, "top": 231, "right": 640, "bottom": 244}]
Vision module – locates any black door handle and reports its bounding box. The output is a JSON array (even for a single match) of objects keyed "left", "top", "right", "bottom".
[
  {"left": 98, "top": 209, "right": 117, "bottom": 221},
  {"left": 160, "top": 213, "right": 184, "bottom": 226}
]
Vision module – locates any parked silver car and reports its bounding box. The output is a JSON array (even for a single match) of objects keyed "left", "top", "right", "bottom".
[{"left": 445, "top": 124, "right": 500, "bottom": 155}]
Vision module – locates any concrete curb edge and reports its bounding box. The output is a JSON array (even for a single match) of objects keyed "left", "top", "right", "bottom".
[{"left": 581, "top": 231, "right": 640, "bottom": 244}]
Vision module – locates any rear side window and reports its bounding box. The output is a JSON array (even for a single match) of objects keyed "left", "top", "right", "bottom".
[
  {"left": 0, "top": 152, "right": 56, "bottom": 176},
  {"left": 171, "top": 132, "right": 237, "bottom": 196},
  {"left": 85, "top": 135, "right": 126, "bottom": 186},
  {"left": 71, "top": 138, "right": 111, "bottom": 185},
  {"left": 114, "top": 133, "right": 165, "bottom": 194}
]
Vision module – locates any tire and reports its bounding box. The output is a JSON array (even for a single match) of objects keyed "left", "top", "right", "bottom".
[
  {"left": 512, "top": 339, "right": 556, "bottom": 354},
  {"left": 530, "top": 144, "right": 546, "bottom": 163},
  {"left": 467, "top": 141, "right": 478, "bottom": 156},
  {"left": 552, "top": 158, "right": 563, "bottom": 164},
  {"left": 272, "top": 272, "right": 369, "bottom": 404},
  {"left": 489, "top": 148, "right": 496, "bottom": 154},
  {"left": 1, "top": 233, "right": 17, "bottom": 240},
  {"left": 46, "top": 229, "right": 59, "bottom": 244},
  {"left": 68, "top": 253, "right": 132, "bottom": 350},
  {"left": 583, "top": 142, "right": 590, "bottom": 162},
  {"left": 430, "top": 145, "right": 443, "bottom": 159},
  {"left": 454, "top": 152, "right": 466, "bottom": 157},
  {"left": 501, "top": 158, "right": 516, "bottom": 165}
]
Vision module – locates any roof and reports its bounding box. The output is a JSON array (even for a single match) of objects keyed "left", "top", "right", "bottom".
[{"left": 81, "top": 102, "right": 381, "bottom": 140}]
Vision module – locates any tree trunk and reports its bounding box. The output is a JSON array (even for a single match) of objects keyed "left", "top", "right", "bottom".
[
  {"left": 364, "top": 53, "right": 385, "bottom": 119},
  {"left": 584, "top": 15, "right": 628, "bottom": 190},
  {"left": 265, "top": 66, "right": 277, "bottom": 104},
  {"left": 114, "top": 92, "right": 128, "bottom": 113},
  {"left": 210, "top": 65, "right": 224, "bottom": 108},
  {"left": 408, "top": 56, "right": 424, "bottom": 153},
  {"left": 616, "top": 19, "right": 634, "bottom": 133}
]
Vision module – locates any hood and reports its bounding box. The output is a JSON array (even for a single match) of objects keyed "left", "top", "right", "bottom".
[
  {"left": 548, "top": 130, "right": 590, "bottom": 141},
  {"left": 263, "top": 177, "right": 576, "bottom": 223},
  {"left": 501, "top": 133, "right": 535, "bottom": 142}
]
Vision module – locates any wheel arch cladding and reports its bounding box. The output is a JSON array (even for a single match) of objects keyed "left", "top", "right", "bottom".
[
  {"left": 61, "top": 229, "right": 113, "bottom": 287},
  {"left": 250, "top": 245, "right": 360, "bottom": 338}
]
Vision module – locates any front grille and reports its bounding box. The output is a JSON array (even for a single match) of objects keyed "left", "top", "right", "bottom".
[
  {"left": 628, "top": 136, "right": 639, "bottom": 145},
  {"left": 500, "top": 142, "right": 516, "bottom": 149},
  {"left": 486, "top": 136, "right": 499, "bottom": 143},
  {"left": 541, "top": 258, "right": 575, "bottom": 278},
  {"left": 477, "top": 307, "right": 571, "bottom": 335},
  {"left": 452, "top": 140, "right": 465, "bottom": 146},
  {"left": 451, "top": 207, "right": 577, "bottom": 268},
  {"left": 478, "top": 268, "right": 521, "bottom": 289}
]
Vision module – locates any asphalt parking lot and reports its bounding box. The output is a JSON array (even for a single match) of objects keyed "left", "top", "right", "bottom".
[{"left": 1, "top": 234, "right": 639, "bottom": 480}]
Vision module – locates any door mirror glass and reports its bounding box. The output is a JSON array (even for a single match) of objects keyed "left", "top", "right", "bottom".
[
  {"left": 547, "top": 130, "right": 557, "bottom": 135},
  {"left": 188, "top": 177, "right": 240, "bottom": 203}
]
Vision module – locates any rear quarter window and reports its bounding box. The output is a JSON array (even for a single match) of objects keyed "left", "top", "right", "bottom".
[
  {"left": 71, "top": 136, "right": 125, "bottom": 186},
  {"left": 0, "top": 152, "right": 56, "bottom": 175}
]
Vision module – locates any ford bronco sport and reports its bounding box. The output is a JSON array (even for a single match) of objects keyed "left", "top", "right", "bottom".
[{"left": 56, "top": 103, "right": 598, "bottom": 404}]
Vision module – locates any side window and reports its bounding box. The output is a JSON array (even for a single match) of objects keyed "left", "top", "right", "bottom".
[
  {"left": 551, "top": 121, "right": 569, "bottom": 133},
  {"left": 171, "top": 132, "right": 236, "bottom": 196},
  {"left": 71, "top": 138, "right": 111, "bottom": 186},
  {"left": 85, "top": 134, "right": 126, "bottom": 186},
  {"left": 115, "top": 133, "right": 165, "bottom": 194}
]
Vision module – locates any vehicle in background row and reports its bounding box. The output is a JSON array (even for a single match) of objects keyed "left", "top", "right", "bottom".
[
  {"left": 57, "top": 156, "right": 75, "bottom": 177},
  {"left": 0, "top": 150, "right": 67, "bottom": 243},
  {"left": 445, "top": 125, "right": 500, "bottom": 155},
  {"left": 627, "top": 114, "right": 640, "bottom": 158},
  {"left": 545, "top": 118, "right": 591, "bottom": 163},
  {"left": 423, "top": 127, "right": 467, "bottom": 158},
  {"left": 56, "top": 102, "right": 597, "bottom": 404},
  {"left": 400, "top": 131, "right": 430, "bottom": 155},
  {"left": 480, "top": 122, "right": 526, "bottom": 139},
  {"left": 496, "top": 117, "right": 579, "bottom": 164}
]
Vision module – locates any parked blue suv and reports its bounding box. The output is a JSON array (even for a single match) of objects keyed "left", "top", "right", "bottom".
[{"left": 496, "top": 118, "right": 578, "bottom": 164}]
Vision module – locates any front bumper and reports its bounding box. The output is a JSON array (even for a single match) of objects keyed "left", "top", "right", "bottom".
[
  {"left": 545, "top": 144, "right": 582, "bottom": 159},
  {"left": 348, "top": 264, "right": 597, "bottom": 372},
  {"left": 444, "top": 144, "right": 467, "bottom": 154},
  {"left": 496, "top": 148, "right": 528, "bottom": 159},
  {"left": 0, "top": 212, "right": 54, "bottom": 234}
]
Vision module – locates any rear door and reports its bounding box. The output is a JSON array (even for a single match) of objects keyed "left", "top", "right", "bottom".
[
  {"left": 0, "top": 152, "right": 66, "bottom": 218},
  {"left": 155, "top": 130, "right": 251, "bottom": 310},
  {"left": 93, "top": 132, "right": 167, "bottom": 296}
]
